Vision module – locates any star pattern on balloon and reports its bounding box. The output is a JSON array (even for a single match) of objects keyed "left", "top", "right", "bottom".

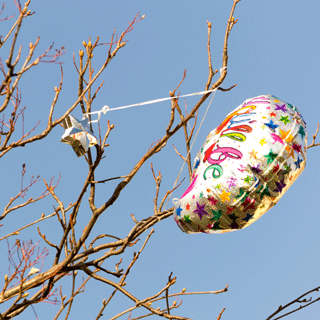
[
  {"left": 279, "top": 129, "right": 294, "bottom": 143},
  {"left": 294, "top": 156, "right": 303, "bottom": 169},
  {"left": 258, "top": 185, "right": 271, "bottom": 199},
  {"left": 285, "top": 146, "right": 295, "bottom": 159},
  {"left": 259, "top": 138, "right": 267, "bottom": 146},
  {"left": 61, "top": 115, "right": 98, "bottom": 157},
  {"left": 227, "top": 177, "right": 237, "bottom": 188},
  {"left": 175, "top": 206, "right": 183, "bottom": 217},
  {"left": 292, "top": 143, "right": 302, "bottom": 153},
  {"left": 243, "top": 213, "right": 254, "bottom": 222},
  {"left": 235, "top": 188, "right": 250, "bottom": 202},
  {"left": 211, "top": 209, "right": 222, "bottom": 220},
  {"left": 184, "top": 214, "right": 191, "bottom": 223},
  {"left": 219, "top": 189, "right": 231, "bottom": 202},
  {"left": 244, "top": 176, "right": 252, "bottom": 184},
  {"left": 283, "top": 164, "right": 292, "bottom": 175},
  {"left": 244, "top": 200, "right": 256, "bottom": 212},
  {"left": 230, "top": 221, "right": 239, "bottom": 229},
  {"left": 207, "top": 196, "right": 218, "bottom": 206},
  {"left": 264, "top": 150, "right": 278, "bottom": 164},
  {"left": 274, "top": 178, "right": 286, "bottom": 193},
  {"left": 272, "top": 164, "right": 280, "bottom": 173},
  {"left": 210, "top": 221, "right": 222, "bottom": 230},
  {"left": 193, "top": 202, "right": 208, "bottom": 220},
  {"left": 194, "top": 159, "right": 200, "bottom": 169},
  {"left": 264, "top": 120, "right": 279, "bottom": 131},
  {"left": 275, "top": 104, "right": 287, "bottom": 113},
  {"left": 279, "top": 115, "right": 291, "bottom": 125},
  {"left": 298, "top": 126, "right": 306, "bottom": 138},
  {"left": 249, "top": 149, "right": 258, "bottom": 159}
]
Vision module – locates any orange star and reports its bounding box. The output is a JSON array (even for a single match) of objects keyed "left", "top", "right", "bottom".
[
  {"left": 185, "top": 203, "right": 191, "bottom": 210},
  {"left": 220, "top": 189, "right": 231, "bottom": 202},
  {"left": 279, "top": 129, "right": 294, "bottom": 143},
  {"left": 249, "top": 149, "right": 258, "bottom": 159},
  {"left": 285, "top": 146, "right": 295, "bottom": 159}
]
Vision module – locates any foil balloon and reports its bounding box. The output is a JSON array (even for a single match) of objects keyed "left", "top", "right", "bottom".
[
  {"left": 61, "top": 115, "right": 98, "bottom": 157},
  {"left": 173, "top": 95, "right": 307, "bottom": 233}
]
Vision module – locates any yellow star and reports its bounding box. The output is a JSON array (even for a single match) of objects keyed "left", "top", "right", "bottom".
[
  {"left": 279, "top": 129, "right": 294, "bottom": 143},
  {"left": 220, "top": 189, "right": 231, "bottom": 202},
  {"left": 259, "top": 203, "right": 266, "bottom": 209},
  {"left": 259, "top": 138, "right": 267, "bottom": 146},
  {"left": 249, "top": 149, "right": 258, "bottom": 159},
  {"left": 274, "top": 99, "right": 280, "bottom": 103}
]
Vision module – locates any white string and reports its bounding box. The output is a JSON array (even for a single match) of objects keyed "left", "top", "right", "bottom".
[
  {"left": 84, "top": 88, "right": 217, "bottom": 123},
  {"left": 164, "top": 88, "right": 218, "bottom": 210}
]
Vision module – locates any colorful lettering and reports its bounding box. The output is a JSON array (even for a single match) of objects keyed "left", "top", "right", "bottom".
[
  {"left": 221, "top": 132, "right": 246, "bottom": 142},
  {"left": 215, "top": 105, "right": 257, "bottom": 134},
  {"left": 204, "top": 164, "right": 223, "bottom": 179},
  {"left": 206, "top": 146, "right": 243, "bottom": 165}
]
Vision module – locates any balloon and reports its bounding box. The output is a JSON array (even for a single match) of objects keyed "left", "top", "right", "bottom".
[
  {"left": 61, "top": 115, "right": 98, "bottom": 157},
  {"left": 173, "top": 95, "right": 307, "bottom": 233}
]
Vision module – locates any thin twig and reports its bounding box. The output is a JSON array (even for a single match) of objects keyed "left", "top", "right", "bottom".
[{"left": 307, "top": 123, "right": 320, "bottom": 149}]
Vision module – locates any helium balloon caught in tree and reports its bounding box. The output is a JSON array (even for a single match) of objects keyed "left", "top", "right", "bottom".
[{"left": 173, "top": 95, "right": 307, "bottom": 233}]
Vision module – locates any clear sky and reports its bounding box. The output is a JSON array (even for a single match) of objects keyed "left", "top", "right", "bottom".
[{"left": 1, "top": 0, "right": 320, "bottom": 319}]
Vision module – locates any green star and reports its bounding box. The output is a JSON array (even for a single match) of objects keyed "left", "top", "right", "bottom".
[
  {"left": 200, "top": 192, "right": 204, "bottom": 198},
  {"left": 279, "top": 115, "right": 291, "bottom": 125},
  {"left": 264, "top": 150, "right": 278, "bottom": 164},
  {"left": 258, "top": 185, "right": 271, "bottom": 199},
  {"left": 287, "top": 103, "right": 297, "bottom": 111},
  {"left": 184, "top": 214, "right": 191, "bottom": 223},
  {"left": 244, "top": 176, "right": 252, "bottom": 184},
  {"left": 201, "top": 148, "right": 204, "bottom": 153},
  {"left": 298, "top": 126, "right": 306, "bottom": 138},
  {"left": 211, "top": 209, "right": 222, "bottom": 220},
  {"left": 210, "top": 221, "right": 222, "bottom": 230},
  {"left": 215, "top": 184, "right": 221, "bottom": 189},
  {"left": 284, "top": 164, "right": 292, "bottom": 175},
  {"left": 235, "top": 188, "right": 250, "bottom": 202}
]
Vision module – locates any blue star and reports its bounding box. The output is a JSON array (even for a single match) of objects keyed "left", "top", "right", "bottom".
[
  {"left": 264, "top": 120, "right": 279, "bottom": 131},
  {"left": 194, "top": 159, "right": 200, "bottom": 169},
  {"left": 175, "top": 206, "right": 183, "bottom": 217},
  {"left": 243, "top": 213, "right": 254, "bottom": 222},
  {"left": 294, "top": 157, "right": 303, "bottom": 169}
]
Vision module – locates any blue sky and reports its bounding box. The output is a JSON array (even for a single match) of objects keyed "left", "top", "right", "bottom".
[{"left": 1, "top": 0, "right": 320, "bottom": 319}]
